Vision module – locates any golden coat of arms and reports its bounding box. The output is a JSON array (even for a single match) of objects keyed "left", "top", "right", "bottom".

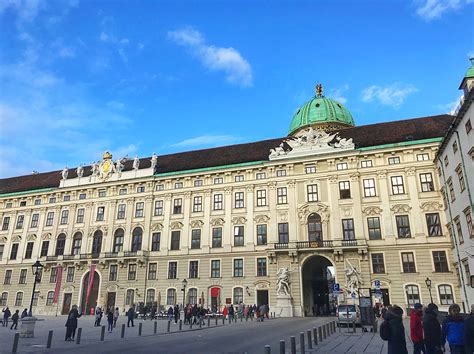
[{"left": 98, "top": 151, "right": 116, "bottom": 181}]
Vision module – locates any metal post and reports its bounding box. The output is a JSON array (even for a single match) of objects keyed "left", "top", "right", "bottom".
[
  {"left": 307, "top": 330, "right": 312, "bottom": 349},
  {"left": 318, "top": 326, "right": 323, "bottom": 342},
  {"left": 167, "top": 320, "right": 171, "bottom": 332},
  {"left": 290, "top": 336, "right": 296, "bottom": 354},
  {"left": 154, "top": 321, "right": 158, "bottom": 334},
  {"left": 199, "top": 318, "right": 202, "bottom": 328},
  {"left": 208, "top": 317, "right": 210, "bottom": 326},
  {"left": 121, "top": 324, "right": 125, "bottom": 338},
  {"left": 352, "top": 321, "right": 356, "bottom": 333},
  {"left": 279, "top": 340, "right": 285, "bottom": 354},
  {"left": 228, "top": 317, "right": 231, "bottom": 324},
  {"left": 179, "top": 319, "right": 182, "bottom": 331},
  {"left": 264, "top": 345, "right": 271, "bottom": 354},
  {"left": 299, "top": 332, "right": 305, "bottom": 354},
  {"left": 222, "top": 317, "right": 225, "bottom": 325},
  {"left": 46, "top": 330, "right": 53, "bottom": 349},
  {"left": 190, "top": 321, "right": 193, "bottom": 329},
  {"left": 326, "top": 323, "right": 329, "bottom": 336},
  {"left": 100, "top": 326, "right": 105, "bottom": 341},
  {"left": 28, "top": 272, "right": 38, "bottom": 316},
  {"left": 76, "top": 328, "right": 82, "bottom": 344},
  {"left": 322, "top": 324, "right": 327, "bottom": 339},
  {"left": 240, "top": 316, "right": 242, "bottom": 322},
  {"left": 138, "top": 323, "right": 142, "bottom": 336},
  {"left": 313, "top": 327, "right": 318, "bottom": 345},
  {"left": 215, "top": 317, "right": 218, "bottom": 326},
  {"left": 12, "top": 332, "right": 19, "bottom": 353}
]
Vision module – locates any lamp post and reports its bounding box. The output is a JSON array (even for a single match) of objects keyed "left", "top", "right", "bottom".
[
  {"left": 181, "top": 279, "right": 187, "bottom": 308},
  {"left": 28, "top": 260, "right": 44, "bottom": 317},
  {"left": 425, "top": 277, "right": 433, "bottom": 304}
]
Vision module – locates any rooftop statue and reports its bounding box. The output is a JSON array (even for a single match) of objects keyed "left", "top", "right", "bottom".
[
  {"left": 76, "top": 165, "right": 84, "bottom": 178},
  {"left": 151, "top": 153, "right": 158, "bottom": 170},
  {"left": 133, "top": 156, "right": 140, "bottom": 171},
  {"left": 61, "top": 167, "right": 68, "bottom": 180}
]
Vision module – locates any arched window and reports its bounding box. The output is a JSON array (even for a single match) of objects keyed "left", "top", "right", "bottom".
[
  {"left": 113, "top": 229, "right": 124, "bottom": 253},
  {"left": 125, "top": 289, "right": 134, "bottom": 306},
  {"left": 146, "top": 289, "right": 155, "bottom": 306},
  {"left": 55, "top": 233, "right": 66, "bottom": 256},
  {"left": 46, "top": 291, "right": 54, "bottom": 305},
  {"left": 166, "top": 289, "right": 176, "bottom": 305},
  {"left": 405, "top": 284, "right": 420, "bottom": 307},
  {"left": 308, "top": 213, "right": 323, "bottom": 242},
  {"left": 71, "top": 232, "right": 82, "bottom": 255},
  {"left": 92, "top": 230, "right": 103, "bottom": 255},
  {"left": 15, "top": 292, "right": 23, "bottom": 306},
  {"left": 233, "top": 287, "right": 243, "bottom": 305},
  {"left": 188, "top": 288, "right": 197, "bottom": 305},
  {"left": 438, "top": 284, "right": 454, "bottom": 305},
  {"left": 131, "top": 227, "right": 142, "bottom": 251},
  {"left": 0, "top": 292, "right": 8, "bottom": 306}
]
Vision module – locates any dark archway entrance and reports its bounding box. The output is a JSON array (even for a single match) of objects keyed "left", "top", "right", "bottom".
[
  {"left": 81, "top": 271, "right": 100, "bottom": 314},
  {"left": 302, "top": 255, "right": 335, "bottom": 317}
]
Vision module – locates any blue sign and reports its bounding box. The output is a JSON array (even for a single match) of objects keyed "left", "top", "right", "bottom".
[
  {"left": 351, "top": 292, "right": 356, "bottom": 299},
  {"left": 374, "top": 280, "right": 381, "bottom": 289},
  {"left": 333, "top": 283, "right": 340, "bottom": 292}
]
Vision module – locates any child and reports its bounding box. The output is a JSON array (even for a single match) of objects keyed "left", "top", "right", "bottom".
[{"left": 10, "top": 310, "right": 19, "bottom": 330}]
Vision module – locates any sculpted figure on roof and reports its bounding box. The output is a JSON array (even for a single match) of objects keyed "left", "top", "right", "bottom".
[
  {"left": 133, "top": 156, "right": 140, "bottom": 171},
  {"left": 61, "top": 167, "right": 69, "bottom": 180},
  {"left": 76, "top": 165, "right": 84, "bottom": 178},
  {"left": 151, "top": 153, "right": 158, "bottom": 170}
]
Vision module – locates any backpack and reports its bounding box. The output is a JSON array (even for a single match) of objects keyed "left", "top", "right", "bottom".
[{"left": 380, "top": 320, "right": 390, "bottom": 341}]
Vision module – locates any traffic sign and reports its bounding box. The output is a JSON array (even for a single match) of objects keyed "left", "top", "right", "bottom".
[
  {"left": 374, "top": 280, "right": 381, "bottom": 289},
  {"left": 333, "top": 283, "right": 340, "bottom": 292}
]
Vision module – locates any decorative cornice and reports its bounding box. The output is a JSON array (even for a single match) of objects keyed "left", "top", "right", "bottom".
[
  {"left": 232, "top": 216, "right": 247, "bottom": 225},
  {"left": 151, "top": 223, "right": 164, "bottom": 231},
  {"left": 210, "top": 217, "right": 225, "bottom": 227},
  {"left": 189, "top": 220, "right": 204, "bottom": 228},
  {"left": 390, "top": 204, "right": 412, "bottom": 213},
  {"left": 254, "top": 214, "right": 270, "bottom": 224},
  {"left": 362, "top": 206, "right": 383, "bottom": 216},
  {"left": 420, "top": 201, "right": 443, "bottom": 212},
  {"left": 170, "top": 221, "right": 183, "bottom": 230},
  {"left": 297, "top": 203, "right": 330, "bottom": 225}
]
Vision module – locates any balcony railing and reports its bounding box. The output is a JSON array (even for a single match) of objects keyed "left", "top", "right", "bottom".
[
  {"left": 104, "top": 252, "right": 118, "bottom": 258},
  {"left": 296, "top": 240, "right": 334, "bottom": 249},
  {"left": 341, "top": 239, "right": 358, "bottom": 247},
  {"left": 124, "top": 251, "right": 137, "bottom": 257},
  {"left": 46, "top": 256, "right": 57, "bottom": 261},
  {"left": 63, "top": 255, "right": 76, "bottom": 260},
  {"left": 274, "top": 239, "right": 360, "bottom": 250}
]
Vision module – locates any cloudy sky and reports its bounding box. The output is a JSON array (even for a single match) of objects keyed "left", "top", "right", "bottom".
[{"left": 0, "top": 0, "right": 473, "bottom": 178}]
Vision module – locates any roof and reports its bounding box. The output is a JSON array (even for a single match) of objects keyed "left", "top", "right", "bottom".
[{"left": 0, "top": 114, "right": 453, "bottom": 196}]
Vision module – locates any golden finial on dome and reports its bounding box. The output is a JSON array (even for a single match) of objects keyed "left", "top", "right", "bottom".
[
  {"left": 315, "top": 83, "right": 323, "bottom": 98},
  {"left": 102, "top": 151, "right": 112, "bottom": 160}
]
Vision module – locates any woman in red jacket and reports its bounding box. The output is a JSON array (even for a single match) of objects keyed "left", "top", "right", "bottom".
[
  {"left": 410, "top": 303, "right": 425, "bottom": 354},
  {"left": 222, "top": 305, "right": 228, "bottom": 319}
]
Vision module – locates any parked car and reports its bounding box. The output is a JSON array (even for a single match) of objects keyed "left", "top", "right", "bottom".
[{"left": 336, "top": 304, "right": 360, "bottom": 327}]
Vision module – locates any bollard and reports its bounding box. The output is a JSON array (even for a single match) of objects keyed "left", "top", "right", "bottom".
[
  {"left": 199, "top": 319, "right": 202, "bottom": 328},
  {"left": 167, "top": 320, "right": 171, "bottom": 332},
  {"left": 246, "top": 316, "right": 248, "bottom": 322},
  {"left": 228, "top": 317, "right": 231, "bottom": 324},
  {"left": 322, "top": 324, "right": 327, "bottom": 339},
  {"left": 12, "top": 332, "right": 19, "bottom": 353},
  {"left": 279, "top": 339, "right": 285, "bottom": 354},
  {"left": 318, "top": 326, "right": 323, "bottom": 342},
  {"left": 300, "top": 332, "right": 305, "bottom": 354},
  {"left": 240, "top": 316, "right": 242, "bottom": 322},
  {"left": 327, "top": 323, "right": 331, "bottom": 335},
  {"left": 333, "top": 321, "right": 336, "bottom": 333},
  {"left": 190, "top": 321, "right": 193, "bottom": 329},
  {"left": 290, "top": 336, "right": 296, "bottom": 354},
  {"left": 313, "top": 327, "right": 318, "bottom": 345},
  {"left": 154, "top": 321, "right": 158, "bottom": 334},
  {"left": 76, "top": 328, "right": 82, "bottom": 344},
  {"left": 208, "top": 317, "right": 210, "bottom": 327},
  {"left": 179, "top": 319, "right": 182, "bottom": 331},
  {"left": 215, "top": 317, "right": 218, "bottom": 326},
  {"left": 138, "top": 323, "right": 142, "bottom": 336},
  {"left": 307, "top": 330, "right": 312, "bottom": 349},
  {"left": 121, "top": 324, "right": 125, "bottom": 338},
  {"left": 100, "top": 326, "right": 105, "bottom": 341},
  {"left": 325, "top": 323, "right": 329, "bottom": 336},
  {"left": 222, "top": 317, "right": 225, "bottom": 325},
  {"left": 47, "top": 330, "right": 53, "bottom": 349},
  {"left": 264, "top": 345, "right": 271, "bottom": 354}
]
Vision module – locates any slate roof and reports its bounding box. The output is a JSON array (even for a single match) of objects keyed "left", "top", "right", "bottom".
[{"left": 0, "top": 114, "right": 454, "bottom": 195}]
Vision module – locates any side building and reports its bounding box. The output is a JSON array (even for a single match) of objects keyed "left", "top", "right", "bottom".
[{"left": 0, "top": 87, "right": 461, "bottom": 316}]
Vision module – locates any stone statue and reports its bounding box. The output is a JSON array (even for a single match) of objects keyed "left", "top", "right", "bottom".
[
  {"left": 115, "top": 156, "right": 128, "bottom": 173},
  {"left": 150, "top": 153, "right": 158, "bottom": 170},
  {"left": 76, "top": 165, "right": 84, "bottom": 178},
  {"left": 133, "top": 156, "right": 140, "bottom": 171},
  {"left": 276, "top": 267, "right": 292, "bottom": 296},
  {"left": 269, "top": 143, "right": 286, "bottom": 158},
  {"left": 333, "top": 136, "right": 354, "bottom": 149},
  {"left": 61, "top": 167, "right": 68, "bottom": 180},
  {"left": 91, "top": 161, "right": 99, "bottom": 176},
  {"left": 344, "top": 260, "right": 362, "bottom": 294}
]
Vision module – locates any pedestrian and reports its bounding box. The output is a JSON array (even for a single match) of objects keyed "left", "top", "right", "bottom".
[
  {"left": 410, "top": 303, "right": 425, "bottom": 354},
  {"left": 264, "top": 303, "right": 269, "bottom": 319},
  {"left": 174, "top": 304, "right": 179, "bottom": 324},
  {"left": 259, "top": 304, "right": 266, "bottom": 322},
  {"left": 385, "top": 305, "right": 408, "bottom": 354},
  {"left": 150, "top": 307, "right": 156, "bottom": 321},
  {"left": 222, "top": 305, "right": 228, "bottom": 319},
  {"left": 465, "top": 304, "right": 474, "bottom": 354},
  {"left": 167, "top": 306, "right": 174, "bottom": 322},
  {"left": 423, "top": 303, "right": 443, "bottom": 354},
  {"left": 113, "top": 307, "right": 119, "bottom": 327},
  {"left": 2, "top": 307, "right": 11, "bottom": 327},
  {"left": 127, "top": 305, "right": 135, "bottom": 327},
  {"left": 228, "top": 304, "right": 234, "bottom": 321},
  {"left": 65, "top": 305, "right": 82, "bottom": 341},
  {"left": 21, "top": 309, "right": 28, "bottom": 319},
  {"left": 442, "top": 303, "right": 465, "bottom": 354},
  {"left": 94, "top": 306, "right": 102, "bottom": 327},
  {"left": 10, "top": 310, "right": 19, "bottom": 330},
  {"left": 107, "top": 309, "right": 114, "bottom": 332}
]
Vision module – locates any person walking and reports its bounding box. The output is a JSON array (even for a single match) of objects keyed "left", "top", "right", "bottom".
[
  {"left": 107, "top": 309, "right": 114, "bottom": 333},
  {"left": 222, "top": 305, "right": 228, "bottom": 319},
  {"left": 20, "top": 309, "right": 28, "bottom": 319},
  {"left": 2, "top": 307, "right": 11, "bottom": 327},
  {"left": 150, "top": 307, "right": 156, "bottom": 321},
  {"left": 94, "top": 306, "right": 102, "bottom": 327},
  {"left": 10, "top": 310, "right": 19, "bottom": 330},
  {"left": 442, "top": 303, "right": 465, "bottom": 354},
  {"left": 65, "top": 305, "right": 81, "bottom": 341},
  {"left": 465, "top": 304, "right": 474, "bottom": 354},
  {"left": 259, "top": 304, "right": 266, "bottom": 322},
  {"left": 410, "top": 303, "right": 425, "bottom": 354},
  {"left": 167, "top": 306, "right": 174, "bottom": 322},
  {"left": 264, "top": 303, "right": 269, "bottom": 319},
  {"left": 113, "top": 307, "right": 119, "bottom": 328},
  {"left": 228, "top": 304, "right": 235, "bottom": 321},
  {"left": 127, "top": 305, "right": 135, "bottom": 327},
  {"left": 385, "top": 305, "right": 408, "bottom": 354},
  {"left": 423, "top": 303, "right": 443, "bottom": 354},
  {"left": 173, "top": 304, "right": 179, "bottom": 324}
]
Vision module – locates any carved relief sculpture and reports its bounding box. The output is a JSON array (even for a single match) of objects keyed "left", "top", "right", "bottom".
[
  {"left": 344, "top": 260, "right": 363, "bottom": 294},
  {"left": 276, "top": 267, "right": 293, "bottom": 297}
]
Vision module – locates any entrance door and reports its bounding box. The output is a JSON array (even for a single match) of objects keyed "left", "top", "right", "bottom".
[
  {"left": 381, "top": 289, "right": 390, "bottom": 306},
  {"left": 210, "top": 287, "right": 220, "bottom": 312},
  {"left": 257, "top": 290, "right": 269, "bottom": 307},
  {"left": 301, "top": 255, "right": 334, "bottom": 316},
  {"left": 62, "top": 293, "right": 72, "bottom": 315},
  {"left": 81, "top": 271, "right": 100, "bottom": 314},
  {"left": 106, "top": 292, "right": 116, "bottom": 311}
]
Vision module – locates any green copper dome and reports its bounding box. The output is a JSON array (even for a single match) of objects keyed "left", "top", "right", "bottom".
[{"left": 288, "top": 84, "right": 355, "bottom": 136}]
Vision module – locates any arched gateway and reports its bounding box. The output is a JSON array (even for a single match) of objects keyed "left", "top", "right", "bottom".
[
  {"left": 80, "top": 270, "right": 100, "bottom": 314},
  {"left": 301, "top": 255, "right": 335, "bottom": 317}
]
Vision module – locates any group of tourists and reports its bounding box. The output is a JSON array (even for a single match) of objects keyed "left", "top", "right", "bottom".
[
  {"left": 222, "top": 303, "right": 270, "bottom": 322},
  {"left": 2, "top": 307, "right": 28, "bottom": 330},
  {"left": 380, "top": 303, "right": 474, "bottom": 354}
]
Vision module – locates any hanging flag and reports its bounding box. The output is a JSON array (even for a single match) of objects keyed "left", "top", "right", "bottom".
[
  {"left": 53, "top": 265, "right": 63, "bottom": 304},
  {"left": 85, "top": 264, "right": 96, "bottom": 311}
]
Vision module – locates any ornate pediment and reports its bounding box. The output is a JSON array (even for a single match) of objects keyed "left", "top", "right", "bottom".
[
  {"left": 210, "top": 218, "right": 225, "bottom": 227},
  {"left": 420, "top": 201, "right": 443, "bottom": 212},
  {"left": 41, "top": 232, "right": 52, "bottom": 240},
  {"left": 232, "top": 216, "right": 247, "bottom": 225},
  {"left": 254, "top": 214, "right": 270, "bottom": 224},
  {"left": 151, "top": 223, "right": 164, "bottom": 231},
  {"left": 269, "top": 127, "right": 355, "bottom": 160},
  {"left": 189, "top": 220, "right": 204, "bottom": 228},
  {"left": 27, "top": 234, "right": 37, "bottom": 241},
  {"left": 297, "top": 203, "right": 330, "bottom": 225},
  {"left": 0, "top": 236, "right": 7, "bottom": 243},
  {"left": 170, "top": 221, "right": 183, "bottom": 230},
  {"left": 362, "top": 206, "right": 383, "bottom": 216},
  {"left": 12, "top": 235, "right": 22, "bottom": 242},
  {"left": 390, "top": 204, "right": 412, "bottom": 214}
]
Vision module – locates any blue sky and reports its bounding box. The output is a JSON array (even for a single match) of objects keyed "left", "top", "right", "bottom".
[{"left": 0, "top": 0, "right": 473, "bottom": 178}]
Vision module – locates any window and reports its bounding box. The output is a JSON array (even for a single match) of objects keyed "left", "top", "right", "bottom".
[
  {"left": 24, "top": 242, "right": 34, "bottom": 259},
  {"left": 148, "top": 263, "right": 157, "bottom": 280},
  {"left": 131, "top": 227, "right": 143, "bottom": 251},
  {"left": 444, "top": 156, "right": 449, "bottom": 167},
  {"left": 194, "top": 179, "right": 203, "bottom": 187},
  {"left": 60, "top": 210, "right": 69, "bottom": 224},
  {"left": 49, "top": 197, "right": 56, "bottom": 203},
  {"left": 109, "top": 265, "right": 118, "bottom": 281},
  {"left": 170, "top": 231, "right": 180, "bottom": 250},
  {"left": 19, "top": 269, "right": 27, "bottom": 284},
  {"left": 456, "top": 165, "right": 466, "bottom": 192},
  {"left": 76, "top": 208, "right": 85, "bottom": 223},
  {"left": 466, "top": 119, "right": 472, "bottom": 133},
  {"left": 65, "top": 266, "right": 74, "bottom": 282},
  {"left": 50, "top": 267, "right": 57, "bottom": 283},
  {"left": 257, "top": 258, "right": 267, "bottom": 276},
  {"left": 2, "top": 216, "right": 10, "bottom": 230},
  {"left": 234, "top": 226, "right": 244, "bottom": 246},
  {"left": 426, "top": 213, "right": 442, "bottom": 236},
  {"left": 417, "top": 153, "right": 429, "bottom": 161},
  {"left": 233, "top": 287, "right": 244, "bottom": 304},
  {"left": 175, "top": 182, "right": 183, "bottom": 189},
  {"left": 30, "top": 213, "right": 39, "bottom": 228},
  {"left": 0, "top": 245, "right": 3, "bottom": 261},
  {"left": 256, "top": 190, "right": 267, "bottom": 206},
  {"left": 188, "top": 288, "right": 198, "bottom": 305},
  {"left": 367, "top": 217, "right": 382, "bottom": 240},
  {"left": 448, "top": 178, "right": 455, "bottom": 202},
  {"left": 34, "top": 199, "right": 41, "bottom": 205},
  {"left": 16, "top": 215, "right": 24, "bottom": 229},
  {"left": 191, "top": 229, "right": 201, "bottom": 249},
  {"left": 151, "top": 232, "right": 161, "bottom": 251},
  {"left": 278, "top": 223, "right": 289, "bottom": 243},
  {"left": 388, "top": 156, "right": 400, "bottom": 165},
  {"left": 119, "top": 188, "right": 127, "bottom": 195},
  {"left": 305, "top": 165, "right": 316, "bottom": 174},
  {"left": 214, "top": 177, "right": 223, "bottom": 184},
  {"left": 213, "top": 194, "right": 223, "bottom": 210},
  {"left": 166, "top": 289, "right": 175, "bottom": 305},
  {"left": 126, "top": 289, "right": 135, "bottom": 306},
  {"left": 212, "top": 227, "right": 222, "bottom": 248},
  {"left": 308, "top": 213, "right": 322, "bottom": 242},
  {"left": 4, "top": 269, "right": 12, "bottom": 284},
  {"left": 276, "top": 187, "right": 288, "bottom": 204},
  {"left": 145, "top": 288, "right": 155, "bottom": 305},
  {"left": 433, "top": 251, "right": 449, "bottom": 272},
  {"left": 371, "top": 254, "right": 385, "bottom": 274},
  {"left": 36, "top": 269, "right": 42, "bottom": 283},
  {"left": 154, "top": 200, "right": 163, "bottom": 216},
  {"left": 71, "top": 232, "right": 82, "bottom": 255},
  {"left": 396, "top": 215, "right": 411, "bottom": 238},
  {"left": 361, "top": 160, "right": 373, "bottom": 168},
  {"left": 391, "top": 176, "right": 405, "bottom": 195},
  {"left": 420, "top": 173, "right": 434, "bottom": 192},
  {"left": 235, "top": 175, "right": 244, "bottom": 182},
  {"left": 256, "top": 172, "right": 266, "bottom": 180},
  {"left": 168, "top": 262, "right": 177, "bottom": 279},
  {"left": 96, "top": 206, "right": 105, "bottom": 221},
  {"left": 79, "top": 193, "right": 86, "bottom": 200},
  {"left": 15, "top": 292, "right": 23, "bottom": 307},
  {"left": 113, "top": 229, "right": 124, "bottom": 253},
  {"left": 128, "top": 264, "right": 137, "bottom": 280},
  {"left": 40, "top": 241, "right": 49, "bottom": 257},
  {"left": 339, "top": 181, "right": 351, "bottom": 199},
  {"left": 5, "top": 202, "right": 12, "bottom": 208},
  {"left": 405, "top": 285, "right": 420, "bottom": 307},
  {"left": 438, "top": 285, "right": 454, "bottom": 305},
  {"left": 234, "top": 259, "right": 243, "bottom": 277},
  {"left": 156, "top": 184, "right": 164, "bottom": 191},
  {"left": 234, "top": 192, "right": 244, "bottom": 208},
  {"left": 363, "top": 179, "right": 376, "bottom": 197},
  {"left": 137, "top": 186, "right": 145, "bottom": 193},
  {"left": 193, "top": 196, "right": 203, "bottom": 212},
  {"left": 172, "top": 199, "right": 182, "bottom": 214},
  {"left": 117, "top": 204, "right": 126, "bottom": 219},
  {"left": 342, "top": 219, "right": 355, "bottom": 240},
  {"left": 0, "top": 292, "right": 7, "bottom": 306},
  {"left": 10, "top": 244, "right": 19, "bottom": 259},
  {"left": 211, "top": 260, "right": 220, "bottom": 278},
  {"left": 441, "top": 188, "right": 448, "bottom": 208},
  {"left": 91, "top": 230, "right": 102, "bottom": 255},
  {"left": 135, "top": 202, "right": 144, "bottom": 217},
  {"left": 257, "top": 224, "right": 267, "bottom": 245},
  {"left": 464, "top": 208, "right": 473, "bottom": 238},
  {"left": 307, "top": 184, "right": 318, "bottom": 202},
  {"left": 98, "top": 189, "right": 106, "bottom": 197},
  {"left": 189, "top": 261, "right": 199, "bottom": 278},
  {"left": 336, "top": 162, "right": 348, "bottom": 170},
  {"left": 453, "top": 141, "right": 458, "bottom": 153},
  {"left": 276, "top": 169, "right": 286, "bottom": 177},
  {"left": 20, "top": 200, "right": 26, "bottom": 206}
]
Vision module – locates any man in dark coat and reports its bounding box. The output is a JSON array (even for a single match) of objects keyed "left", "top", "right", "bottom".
[
  {"left": 174, "top": 304, "right": 179, "bottom": 324},
  {"left": 423, "top": 303, "right": 443, "bottom": 354},
  {"left": 2, "top": 307, "right": 11, "bottom": 327},
  {"left": 385, "top": 305, "right": 408, "bottom": 354},
  {"left": 127, "top": 305, "right": 135, "bottom": 327},
  {"left": 465, "top": 304, "right": 474, "bottom": 354},
  {"left": 65, "top": 305, "right": 82, "bottom": 341}
]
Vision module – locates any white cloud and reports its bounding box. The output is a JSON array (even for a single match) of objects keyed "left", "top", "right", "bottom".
[
  {"left": 328, "top": 84, "right": 349, "bottom": 104},
  {"left": 168, "top": 27, "right": 253, "bottom": 87},
  {"left": 171, "top": 135, "right": 243, "bottom": 148},
  {"left": 0, "top": 0, "right": 42, "bottom": 23},
  {"left": 414, "top": 0, "right": 469, "bottom": 21},
  {"left": 436, "top": 95, "right": 462, "bottom": 114},
  {"left": 361, "top": 83, "right": 418, "bottom": 108},
  {"left": 107, "top": 101, "right": 125, "bottom": 110}
]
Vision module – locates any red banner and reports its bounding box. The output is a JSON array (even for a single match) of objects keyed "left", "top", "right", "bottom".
[
  {"left": 211, "top": 287, "right": 220, "bottom": 297},
  {"left": 52, "top": 266, "right": 63, "bottom": 304},
  {"left": 85, "top": 264, "right": 96, "bottom": 309}
]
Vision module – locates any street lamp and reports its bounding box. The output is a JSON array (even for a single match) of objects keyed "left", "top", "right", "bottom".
[
  {"left": 181, "top": 279, "right": 187, "bottom": 308},
  {"left": 28, "top": 260, "right": 44, "bottom": 317},
  {"left": 425, "top": 277, "right": 433, "bottom": 304}
]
